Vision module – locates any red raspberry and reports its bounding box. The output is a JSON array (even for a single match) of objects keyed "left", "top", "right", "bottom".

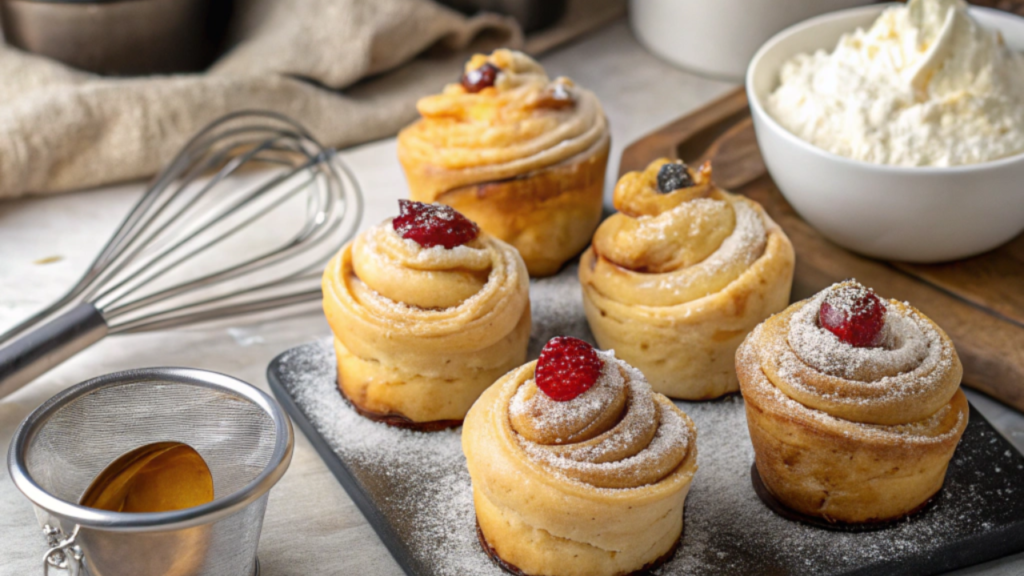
[
  {"left": 461, "top": 63, "right": 500, "bottom": 93},
  {"left": 819, "top": 282, "right": 887, "bottom": 347},
  {"left": 535, "top": 337, "right": 604, "bottom": 402},
  {"left": 392, "top": 200, "right": 479, "bottom": 249}
]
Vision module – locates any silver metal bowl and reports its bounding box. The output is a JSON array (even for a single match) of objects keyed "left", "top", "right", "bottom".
[{"left": 8, "top": 367, "right": 293, "bottom": 576}]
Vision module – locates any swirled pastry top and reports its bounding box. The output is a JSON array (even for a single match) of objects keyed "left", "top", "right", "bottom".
[
  {"left": 323, "top": 219, "right": 528, "bottom": 345},
  {"left": 508, "top": 350, "right": 694, "bottom": 489},
  {"left": 589, "top": 159, "right": 769, "bottom": 307},
  {"left": 397, "top": 49, "right": 609, "bottom": 198},
  {"left": 744, "top": 282, "right": 963, "bottom": 426}
]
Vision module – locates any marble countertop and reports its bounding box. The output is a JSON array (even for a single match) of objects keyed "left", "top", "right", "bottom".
[{"left": 1, "top": 20, "right": 1022, "bottom": 576}]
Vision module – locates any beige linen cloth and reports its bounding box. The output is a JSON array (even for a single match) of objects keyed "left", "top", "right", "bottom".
[{"left": 0, "top": 0, "right": 623, "bottom": 199}]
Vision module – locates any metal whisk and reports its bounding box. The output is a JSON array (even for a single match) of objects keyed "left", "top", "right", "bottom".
[{"left": 0, "top": 111, "right": 362, "bottom": 398}]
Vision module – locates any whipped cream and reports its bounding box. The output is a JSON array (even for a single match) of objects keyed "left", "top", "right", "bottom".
[{"left": 767, "top": 0, "right": 1024, "bottom": 167}]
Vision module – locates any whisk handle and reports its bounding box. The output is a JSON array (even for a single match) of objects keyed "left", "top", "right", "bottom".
[{"left": 0, "top": 304, "right": 108, "bottom": 399}]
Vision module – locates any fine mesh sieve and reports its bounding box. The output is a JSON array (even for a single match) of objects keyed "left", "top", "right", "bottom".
[{"left": 8, "top": 368, "right": 294, "bottom": 576}]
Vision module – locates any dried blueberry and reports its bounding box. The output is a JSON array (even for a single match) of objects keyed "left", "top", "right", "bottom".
[
  {"left": 461, "top": 63, "right": 500, "bottom": 93},
  {"left": 656, "top": 162, "right": 694, "bottom": 193}
]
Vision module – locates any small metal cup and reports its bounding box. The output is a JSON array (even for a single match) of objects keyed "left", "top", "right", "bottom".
[{"left": 8, "top": 368, "right": 294, "bottom": 576}]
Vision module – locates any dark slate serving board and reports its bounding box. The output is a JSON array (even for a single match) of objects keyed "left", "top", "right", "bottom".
[
  {"left": 268, "top": 261, "right": 1024, "bottom": 576},
  {"left": 268, "top": 340, "right": 1024, "bottom": 576}
]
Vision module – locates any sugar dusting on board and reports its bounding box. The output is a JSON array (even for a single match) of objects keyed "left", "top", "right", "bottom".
[
  {"left": 275, "top": 339, "right": 493, "bottom": 576},
  {"left": 273, "top": 264, "right": 1024, "bottom": 575}
]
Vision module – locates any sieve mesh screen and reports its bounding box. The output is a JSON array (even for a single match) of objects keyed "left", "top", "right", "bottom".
[{"left": 24, "top": 380, "right": 276, "bottom": 505}]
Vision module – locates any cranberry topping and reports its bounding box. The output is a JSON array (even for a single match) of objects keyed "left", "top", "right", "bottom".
[
  {"left": 535, "top": 336, "right": 604, "bottom": 402},
  {"left": 819, "top": 282, "right": 888, "bottom": 347},
  {"left": 656, "top": 161, "right": 694, "bottom": 193},
  {"left": 392, "top": 200, "right": 479, "bottom": 249},
  {"left": 461, "top": 63, "right": 500, "bottom": 93}
]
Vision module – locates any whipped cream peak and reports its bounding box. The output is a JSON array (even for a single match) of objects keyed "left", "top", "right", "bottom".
[{"left": 768, "top": 0, "right": 1024, "bottom": 166}]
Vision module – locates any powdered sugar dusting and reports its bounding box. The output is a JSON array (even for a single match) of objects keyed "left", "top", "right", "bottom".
[
  {"left": 273, "top": 337, "right": 1024, "bottom": 576},
  {"left": 757, "top": 358, "right": 965, "bottom": 444},
  {"left": 788, "top": 290, "right": 934, "bottom": 383},
  {"left": 392, "top": 199, "right": 479, "bottom": 249},
  {"left": 624, "top": 197, "right": 730, "bottom": 255},
  {"left": 273, "top": 340, "right": 492, "bottom": 576},
  {"left": 509, "top": 351, "right": 690, "bottom": 489},
  {"left": 520, "top": 398, "right": 689, "bottom": 490},
  {"left": 630, "top": 197, "right": 768, "bottom": 303},
  {"left": 509, "top": 350, "right": 626, "bottom": 443},
  {"left": 776, "top": 284, "right": 957, "bottom": 411},
  {"left": 337, "top": 226, "right": 528, "bottom": 338}
]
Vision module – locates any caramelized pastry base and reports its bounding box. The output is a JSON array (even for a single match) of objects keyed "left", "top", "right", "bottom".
[
  {"left": 339, "top": 386, "right": 462, "bottom": 431},
  {"left": 424, "top": 133, "right": 610, "bottom": 277},
  {"left": 476, "top": 520, "right": 680, "bottom": 576}
]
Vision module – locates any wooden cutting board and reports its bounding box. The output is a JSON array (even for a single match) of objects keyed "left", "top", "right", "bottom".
[{"left": 620, "top": 87, "right": 1024, "bottom": 413}]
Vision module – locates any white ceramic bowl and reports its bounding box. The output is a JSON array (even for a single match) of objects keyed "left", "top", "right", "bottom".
[
  {"left": 630, "top": 0, "right": 870, "bottom": 81},
  {"left": 747, "top": 4, "right": 1024, "bottom": 262}
]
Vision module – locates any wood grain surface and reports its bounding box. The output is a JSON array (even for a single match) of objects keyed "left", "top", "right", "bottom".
[{"left": 620, "top": 88, "right": 1024, "bottom": 413}]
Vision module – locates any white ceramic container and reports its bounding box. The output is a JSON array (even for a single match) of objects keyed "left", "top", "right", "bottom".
[
  {"left": 747, "top": 4, "right": 1024, "bottom": 263},
  {"left": 630, "top": 0, "right": 870, "bottom": 81}
]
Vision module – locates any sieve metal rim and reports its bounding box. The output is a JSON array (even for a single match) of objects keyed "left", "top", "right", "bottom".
[{"left": 7, "top": 367, "right": 294, "bottom": 532}]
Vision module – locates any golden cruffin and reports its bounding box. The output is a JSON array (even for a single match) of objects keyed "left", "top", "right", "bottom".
[
  {"left": 322, "top": 217, "right": 530, "bottom": 428},
  {"left": 580, "top": 158, "right": 794, "bottom": 399},
  {"left": 737, "top": 284, "right": 968, "bottom": 524},
  {"left": 463, "top": 350, "right": 698, "bottom": 576},
  {"left": 398, "top": 49, "right": 610, "bottom": 276}
]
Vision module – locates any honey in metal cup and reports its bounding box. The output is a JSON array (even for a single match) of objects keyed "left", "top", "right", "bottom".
[{"left": 8, "top": 368, "right": 294, "bottom": 576}]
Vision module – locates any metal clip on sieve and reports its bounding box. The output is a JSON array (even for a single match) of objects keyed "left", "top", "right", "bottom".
[{"left": 42, "top": 525, "right": 82, "bottom": 576}]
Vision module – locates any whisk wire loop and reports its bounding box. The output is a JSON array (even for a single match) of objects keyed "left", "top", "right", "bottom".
[{"left": 0, "top": 111, "right": 362, "bottom": 396}]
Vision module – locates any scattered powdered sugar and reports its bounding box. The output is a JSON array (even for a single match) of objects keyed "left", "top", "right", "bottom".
[
  {"left": 625, "top": 197, "right": 729, "bottom": 250},
  {"left": 347, "top": 235, "right": 522, "bottom": 326},
  {"left": 764, "top": 370, "right": 965, "bottom": 444},
  {"left": 526, "top": 261, "right": 593, "bottom": 357},
  {"left": 274, "top": 337, "right": 1024, "bottom": 576},
  {"left": 687, "top": 197, "right": 766, "bottom": 282},
  {"left": 738, "top": 330, "right": 965, "bottom": 444},
  {"left": 274, "top": 264, "right": 1024, "bottom": 575},
  {"left": 273, "top": 339, "right": 494, "bottom": 576}
]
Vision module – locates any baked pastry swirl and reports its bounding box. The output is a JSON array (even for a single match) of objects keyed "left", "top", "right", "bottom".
[
  {"left": 737, "top": 281, "right": 969, "bottom": 524},
  {"left": 397, "top": 49, "right": 611, "bottom": 277},
  {"left": 579, "top": 158, "right": 795, "bottom": 400},
  {"left": 463, "top": 338, "right": 698, "bottom": 576},
  {"left": 322, "top": 202, "right": 530, "bottom": 428}
]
